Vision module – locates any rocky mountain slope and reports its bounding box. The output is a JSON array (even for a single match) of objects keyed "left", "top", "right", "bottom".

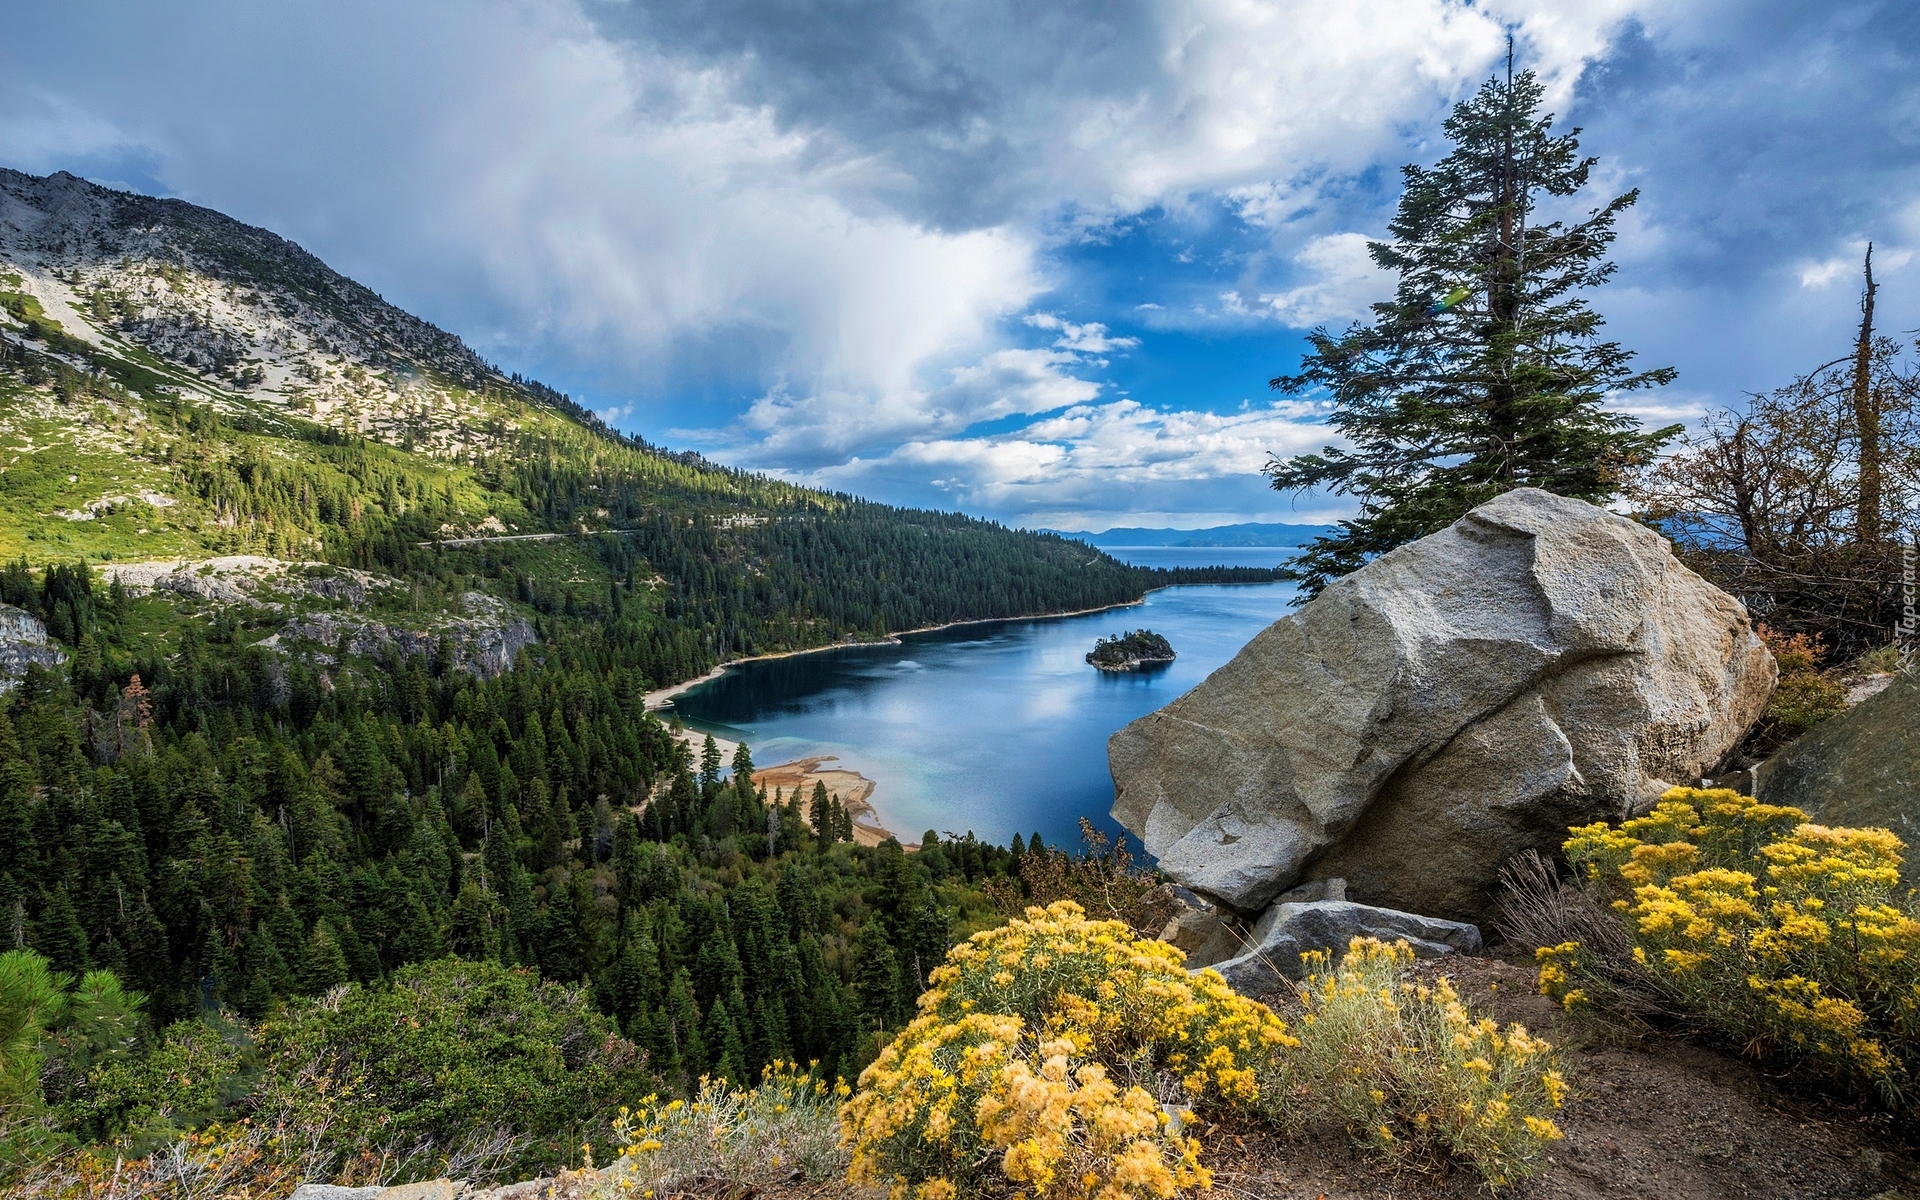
[{"left": 0, "top": 168, "right": 588, "bottom": 455}]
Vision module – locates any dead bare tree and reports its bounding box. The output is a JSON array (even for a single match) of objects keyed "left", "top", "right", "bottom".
[
  {"left": 1633, "top": 253, "right": 1919, "bottom": 658},
  {"left": 1853, "top": 245, "right": 1884, "bottom": 545}
]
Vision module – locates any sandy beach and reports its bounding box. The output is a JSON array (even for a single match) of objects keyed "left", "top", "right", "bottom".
[
  {"left": 640, "top": 594, "right": 1159, "bottom": 850},
  {"left": 752, "top": 754, "right": 895, "bottom": 847},
  {"left": 652, "top": 720, "right": 897, "bottom": 845}
]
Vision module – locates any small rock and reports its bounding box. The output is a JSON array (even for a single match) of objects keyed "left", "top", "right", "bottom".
[
  {"left": 1158, "top": 905, "right": 1244, "bottom": 969},
  {"left": 379, "top": 1181, "right": 457, "bottom": 1200},
  {"left": 1207, "top": 899, "right": 1482, "bottom": 997},
  {"left": 1271, "top": 877, "right": 1347, "bottom": 904},
  {"left": 288, "top": 1186, "right": 382, "bottom": 1200}
]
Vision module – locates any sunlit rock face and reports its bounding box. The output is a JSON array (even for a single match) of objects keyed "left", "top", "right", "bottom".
[{"left": 1111, "top": 488, "right": 1776, "bottom": 923}]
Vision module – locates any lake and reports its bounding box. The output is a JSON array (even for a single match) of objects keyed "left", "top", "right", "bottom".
[{"left": 667, "top": 572, "right": 1299, "bottom": 851}]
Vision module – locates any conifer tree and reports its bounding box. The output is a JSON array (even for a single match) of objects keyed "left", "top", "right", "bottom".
[
  {"left": 613, "top": 930, "right": 663, "bottom": 1029},
  {"left": 1266, "top": 57, "right": 1678, "bottom": 597},
  {"left": 809, "top": 781, "right": 833, "bottom": 844},
  {"left": 302, "top": 922, "right": 349, "bottom": 993},
  {"left": 535, "top": 874, "right": 582, "bottom": 980},
  {"left": 665, "top": 966, "right": 705, "bottom": 1086},
  {"left": 702, "top": 993, "right": 749, "bottom": 1083},
  {"left": 31, "top": 887, "right": 87, "bottom": 977},
  {"left": 851, "top": 919, "right": 898, "bottom": 1030},
  {"left": 448, "top": 882, "right": 501, "bottom": 960}
]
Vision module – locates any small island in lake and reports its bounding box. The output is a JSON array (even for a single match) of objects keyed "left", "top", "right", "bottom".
[{"left": 1086, "top": 628, "right": 1177, "bottom": 671}]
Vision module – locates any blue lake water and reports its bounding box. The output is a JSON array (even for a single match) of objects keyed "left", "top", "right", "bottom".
[{"left": 667, "top": 576, "right": 1299, "bottom": 851}]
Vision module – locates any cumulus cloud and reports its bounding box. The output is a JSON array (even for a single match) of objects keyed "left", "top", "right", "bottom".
[
  {"left": 3, "top": 0, "right": 1913, "bottom": 527},
  {"left": 1235, "top": 232, "right": 1389, "bottom": 327},
  {"left": 809, "top": 397, "right": 1337, "bottom": 526}
]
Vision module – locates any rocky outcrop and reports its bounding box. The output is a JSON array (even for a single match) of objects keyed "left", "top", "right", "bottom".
[
  {"left": 1754, "top": 668, "right": 1919, "bottom": 879},
  {"left": 1111, "top": 488, "right": 1775, "bottom": 924},
  {"left": 1211, "top": 899, "right": 1484, "bottom": 998},
  {"left": 104, "top": 556, "right": 383, "bottom": 608},
  {"left": 0, "top": 603, "right": 67, "bottom": 691},
  {"left": 266, "top": 592, "right": 536, "bottom": 678}
]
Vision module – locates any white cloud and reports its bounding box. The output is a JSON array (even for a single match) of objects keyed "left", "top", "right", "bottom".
[
  {"left": 1025, "top": 313, "right": 1141, "bottom": 355},
  {"left": 810, "top": 397, "right": 1336, "bottom": 525},
  {"left": 0, "top": 0, "right": 1687, "bottom": 524},
  {"left": 1238, "top": 232, "right": 1389, "bottom": 327}
]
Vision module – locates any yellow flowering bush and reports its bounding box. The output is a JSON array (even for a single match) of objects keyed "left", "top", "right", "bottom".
[
  {"left": 1258, "top": 939, "right": 1566, "bottom": 1191},
  {"left": 609, "top": 1062, "right": 848, "bottom": 1197},
  {"left": 841, "top": 901, "right": 1294, "bottom": 1200},
  {"left": 1549, "top": 787, "right": 1920, "bottom": 1105}
]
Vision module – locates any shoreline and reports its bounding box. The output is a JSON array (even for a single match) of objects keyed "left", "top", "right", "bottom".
[
  {"left": 640, "top": 597, "right": 1153, "bottom": 846},
  {"left": 641, "top": 594, "right": 1151, "bottom": 712},
  {"left": 752, "top": 755, "right": 895, "bottom": 847}
]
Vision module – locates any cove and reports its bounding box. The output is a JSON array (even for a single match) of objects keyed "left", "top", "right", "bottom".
[{"left": 666, "top": 576, "right": 1298, "bottom": 850}]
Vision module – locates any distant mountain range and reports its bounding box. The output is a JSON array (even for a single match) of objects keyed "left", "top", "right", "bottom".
[{"left": 1048, "top": 521, "right": 1333, "bottom": 548}]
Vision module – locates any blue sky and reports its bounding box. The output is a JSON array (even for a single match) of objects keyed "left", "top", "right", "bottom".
[{"left": 3, "top": 0, "right": 1917, "bottom": 530}]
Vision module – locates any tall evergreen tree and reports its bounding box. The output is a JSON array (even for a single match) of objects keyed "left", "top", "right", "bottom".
[
  {"left": 664, "top": 967, "right": 705, "bottom": 1086},
  {"left": 809, "top": 781, "right": 833, "bottom": 844},
  {"left": 302, "top": 922, "right": 349, "bottom": 993},
  {"left": 1266, "top": 58, "right": 1678, "bottom": 597},
  {"left": 851, "top": 918, "right": 898, "bottom": 1030}
]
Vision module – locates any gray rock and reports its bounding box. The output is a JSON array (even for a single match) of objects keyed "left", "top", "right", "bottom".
[
  {"left": 1209, "top": 900, "right": 1482, "bottom": 997},
  {"left": 0, "top": 603, "right": 66, "bottom": 692},
  {"left": 1110, "top": 488, "right": 1775, "bottom": 921},
  {"left": 288, "top": 1186, "right": 382, "bottom": 1200},
  {"left": 264, "top": 591, "right": 535, "bottom": 679},
  {"left": 1271, "top": 877, "right": 1346, "bottom": 905},
  {"left": 1158, "top": 905, "right": 1245, "bottom": 969},
  {"left": 376, "top": 1181, "right": 458, "bottom": 1200},
  {"left": 1754, "top": 669, "right": 1919, "bottom": 879}
]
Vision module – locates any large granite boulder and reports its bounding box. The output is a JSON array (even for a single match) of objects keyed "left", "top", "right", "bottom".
[
  {"left": 1754, "top": 669, "right": 1919, "bottom": 879},
  {"left": 1110, "top": 488, "right": 1775, "bottom": 923}
]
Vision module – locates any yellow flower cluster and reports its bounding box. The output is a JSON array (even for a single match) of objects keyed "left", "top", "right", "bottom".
[
  {"left": 842, "top": 901, "right": 1291, "bottom": 1200},
  {"left": 1263, "top": 939, "right": 1565, "bottom": 1192},
  {"left": 1553, "top": 787, "right": 1919, "bottom": 1105},
  {"left": 612, "top": 1061, "right": 849, "bottom": 1196}
]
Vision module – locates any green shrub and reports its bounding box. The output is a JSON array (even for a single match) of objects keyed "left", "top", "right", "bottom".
[
  {"left": 1258, "top": 940, "right": 1566, "bottom": 1191},
  {"left": 248, "top": 958, "right": 653, "bottom": 1183},
  {"left": 1757, "top": 625, "right": 1849, "bottom": 740},
  {"left": 610, "top": 1063, "right": 847, "bottom": 1196},
  {"left": 1543, "top": 787, "right": 1919, "bottom": 1107},
  {"left": 56, "top": 1018, "right": 249, "bottom": 1154}
]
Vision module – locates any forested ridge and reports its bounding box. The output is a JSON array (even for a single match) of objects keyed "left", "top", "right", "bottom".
[
  {"left": 0, "top": 173, "right": 1295, "bottom": 1178},
  {"left": 0, "top": 531, "right": 1142, "bottom": 1173}
]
